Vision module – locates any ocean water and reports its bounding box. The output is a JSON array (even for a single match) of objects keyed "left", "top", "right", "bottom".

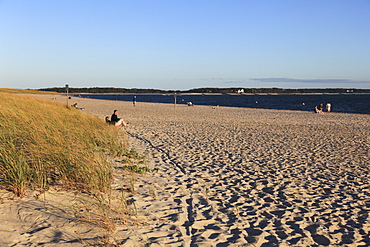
[{"left": 82, "top": 94, "right": 370, "bottom": 115}]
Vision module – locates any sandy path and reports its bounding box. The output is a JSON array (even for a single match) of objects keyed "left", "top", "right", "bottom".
[{"left": 1, "top": 94, "right": 369, "bottom": 246}]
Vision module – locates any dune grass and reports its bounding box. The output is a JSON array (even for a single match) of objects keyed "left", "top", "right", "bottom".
[
  {"left": 0, "top": 93, "right": 127, "bottom": 197},
  {"left": 0, "top": 88, "right": 57, "bottom": 94}
]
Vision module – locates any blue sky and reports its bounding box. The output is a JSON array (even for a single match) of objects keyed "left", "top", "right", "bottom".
[{"left": 1, "top": 0, "right": 370, "bottom": 90}]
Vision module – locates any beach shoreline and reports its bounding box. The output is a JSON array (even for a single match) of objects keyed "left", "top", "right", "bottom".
[
  {"left": 1, "top": 94, "right": 369, "bottom": 246},
  {"left": 65, "top": 93, "right": 370, "bottom": 115}
]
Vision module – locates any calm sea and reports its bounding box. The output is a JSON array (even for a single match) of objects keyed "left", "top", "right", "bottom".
[{"left": 82, "top": 94, "right": 370, "bottom": 115}]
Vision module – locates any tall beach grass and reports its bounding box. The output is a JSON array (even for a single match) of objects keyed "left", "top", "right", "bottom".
[
  {"left": 0, "top": 92, "right": 127, "bottom": 197},
  {"left": 0, "top": 88, "right": 56, "bottom": 94}
]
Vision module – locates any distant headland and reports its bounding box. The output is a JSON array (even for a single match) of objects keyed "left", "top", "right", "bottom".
[{"left": 38, "top": 87, "right": 370, "bottom": 95}]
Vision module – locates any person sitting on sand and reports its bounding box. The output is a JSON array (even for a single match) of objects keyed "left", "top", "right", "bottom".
[
  {"left": 318, "top": 103, "right": 324, "bottom": 112},
  {"left": 111, "top": 110, "right": 129, "bottom": 127},
  {"left": 72, "top": 103, "right": 85, "bottom": 110},
  {"left": 314, "top": 106, "right": 323, "bottom": 114},
  {"left": 105, "top": 116, "right": 112, "bottom": 125}
]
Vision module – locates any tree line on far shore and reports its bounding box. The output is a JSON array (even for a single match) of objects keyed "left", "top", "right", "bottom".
[{"left": 38, "top": 87, "right": 370, "bottom": 94}]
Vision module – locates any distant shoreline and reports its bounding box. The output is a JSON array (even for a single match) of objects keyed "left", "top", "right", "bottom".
[{"left": 68, "top": 92, "right": 370, "bottom": 96}]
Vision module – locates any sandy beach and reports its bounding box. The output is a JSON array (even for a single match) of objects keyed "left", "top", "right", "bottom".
[{"left": 1, "top": 94, "right": 369, "bottom": 246}]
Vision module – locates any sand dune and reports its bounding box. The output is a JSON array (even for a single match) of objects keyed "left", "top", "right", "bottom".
[{"left": 1, "top": 94, "right": 369, "bottom": 246}]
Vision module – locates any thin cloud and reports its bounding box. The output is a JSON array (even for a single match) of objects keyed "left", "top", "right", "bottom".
[
  {"left": 249, "top": 78, "right": 367, "bottom": 84},
  {"left": 202, "top": 78, "right": 245, "bottom": 82},
  {"left": 223, "top": 80, "right": 246, "bottom": 84}
]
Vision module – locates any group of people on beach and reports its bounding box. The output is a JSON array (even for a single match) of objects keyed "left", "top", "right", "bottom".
[{"left": 314, "top": 102, "right": 331, "bottom": 114}]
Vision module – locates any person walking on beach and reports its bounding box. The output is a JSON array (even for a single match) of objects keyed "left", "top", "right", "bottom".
[
  {"left": 326, "top": 102, "right": 331, "bottom": 112},
  {"left": 111, "top": 110, "right": 129, "bottom": 126},
  {"left": 133, "top": 96, "right": 137, "bottom": 107}
]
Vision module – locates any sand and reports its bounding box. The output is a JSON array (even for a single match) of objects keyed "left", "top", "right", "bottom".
[{"left": 1, "top": 94, "right": 369, "bottom": 246}]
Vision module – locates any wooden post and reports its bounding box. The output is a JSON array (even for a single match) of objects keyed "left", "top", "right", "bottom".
[{"left": 66, "top": 84, "right": 69, "bottom": 107}]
